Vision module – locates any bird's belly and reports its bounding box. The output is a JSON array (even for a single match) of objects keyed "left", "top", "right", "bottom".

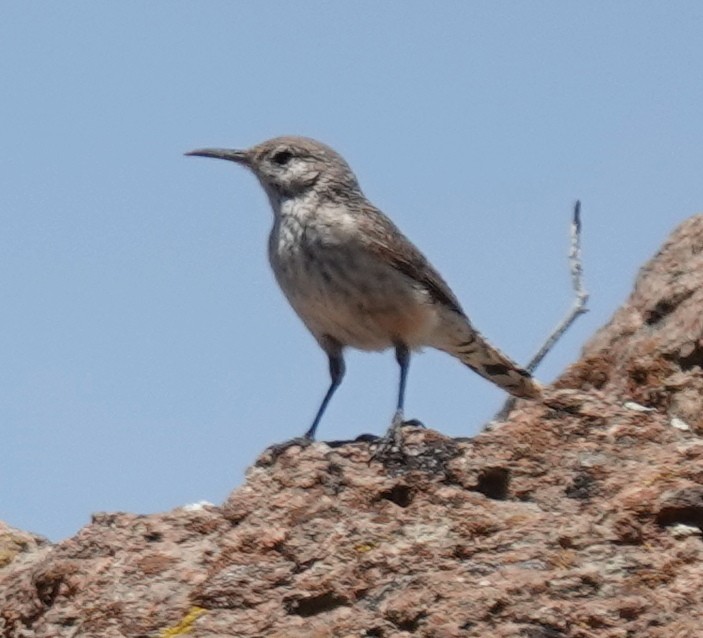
[{"left": 273, "top": 246, "right": 438, "bottom": 351}]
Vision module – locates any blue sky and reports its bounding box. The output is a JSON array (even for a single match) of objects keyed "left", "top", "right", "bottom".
[{"left": 3, "top": 2, "right": 702, "bottom": 540}]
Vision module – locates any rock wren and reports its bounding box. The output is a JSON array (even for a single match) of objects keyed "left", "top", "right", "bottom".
[{"left": 186, "top": 136, "right": 541, "bottom": 440}]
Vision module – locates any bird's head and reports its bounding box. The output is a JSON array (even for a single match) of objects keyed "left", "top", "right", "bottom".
[{"left": 186, "top": 136, "right": 362, "bottom": 204}]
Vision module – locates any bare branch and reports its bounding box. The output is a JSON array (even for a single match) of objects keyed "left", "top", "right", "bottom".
[
  {"left": 525, "top": 200, "right": 589, "bottom": 373},
  {"left": 490, "top": 200, "right": 589, "bottom": 424}
]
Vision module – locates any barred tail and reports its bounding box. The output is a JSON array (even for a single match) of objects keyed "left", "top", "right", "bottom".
[{"left": 449, "top": 330, "right": 541, "bottom": 399}]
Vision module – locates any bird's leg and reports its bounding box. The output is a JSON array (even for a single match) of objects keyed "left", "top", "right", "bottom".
[
  {"left": 303, "top": 349, "right": 345, "bottom": 440},
  {"left": 370, "top": 343, "right": 417, "bottom": 459},
  {"left": 392, "top": 342, "right": 410, "bottom": 427},
  {"left": 264, "top": 339, "right": 345, "bottom": 459}
]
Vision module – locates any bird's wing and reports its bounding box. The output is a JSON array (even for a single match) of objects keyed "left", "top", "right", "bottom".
[{"left": 357, "top": 203, "right": 467, "bottom": 317}]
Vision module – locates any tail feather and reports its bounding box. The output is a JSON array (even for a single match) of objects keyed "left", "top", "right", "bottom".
[{"left": 449, "top": 331, "right": 541, "bottom": 399}]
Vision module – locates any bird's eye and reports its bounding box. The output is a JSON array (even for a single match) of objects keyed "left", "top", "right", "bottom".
[{"left": 272, "top": 150, "right": 293, "bottom": 166}]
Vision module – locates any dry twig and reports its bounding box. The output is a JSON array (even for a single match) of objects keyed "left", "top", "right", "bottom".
[{"left": 491, "top": 201, "right": 589, "bottom": 423}]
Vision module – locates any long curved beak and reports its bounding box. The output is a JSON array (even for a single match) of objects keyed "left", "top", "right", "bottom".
[{"left": 185, "top": 148, "right": 249, "bottom": 165}]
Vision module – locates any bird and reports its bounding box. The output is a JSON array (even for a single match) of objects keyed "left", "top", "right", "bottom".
[{"left": 186, "top": 136, "right": 541, "bottom": 442}]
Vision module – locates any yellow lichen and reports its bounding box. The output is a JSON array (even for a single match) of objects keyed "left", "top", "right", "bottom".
[
  {"left": 354, "top": 542, "right": 375, "bottom": 552},
  {"left": 159, "top": 607, "right": 206, "bottom": 637}
]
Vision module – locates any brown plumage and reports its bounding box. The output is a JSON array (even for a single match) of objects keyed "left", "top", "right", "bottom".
[{"left": 187, "top": 136, "right": 541, "bottom": 440}]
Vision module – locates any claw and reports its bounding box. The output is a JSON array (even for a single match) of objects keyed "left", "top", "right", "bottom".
[
  {"left": 369, "top": 414, "right": 423, "bottom": 463},
  {"left": 261, "top": 436, "right": 313, "bottom": 463}
]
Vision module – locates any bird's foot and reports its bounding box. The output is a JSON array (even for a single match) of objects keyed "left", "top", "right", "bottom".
[
  {"left": 258, "top": 436, "right": 314, "bottom": 465},
  {"left": 369, "top": 412, "right": 425, "bottom": 463}
]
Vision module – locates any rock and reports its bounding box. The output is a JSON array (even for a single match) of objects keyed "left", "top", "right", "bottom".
[
  {"left": 4, "top": 215, "right": 703, "bottom": 637},
  {"left": 558, "top": 214, "right": 703, "bottom": 432}
]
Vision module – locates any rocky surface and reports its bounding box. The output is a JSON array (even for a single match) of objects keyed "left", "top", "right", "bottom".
[
  {"left": 559, "top": 213, "right": 703, "bottom": 432},
  {"left": 3, "top": 216, "right": 703, "bottom": 638}
]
